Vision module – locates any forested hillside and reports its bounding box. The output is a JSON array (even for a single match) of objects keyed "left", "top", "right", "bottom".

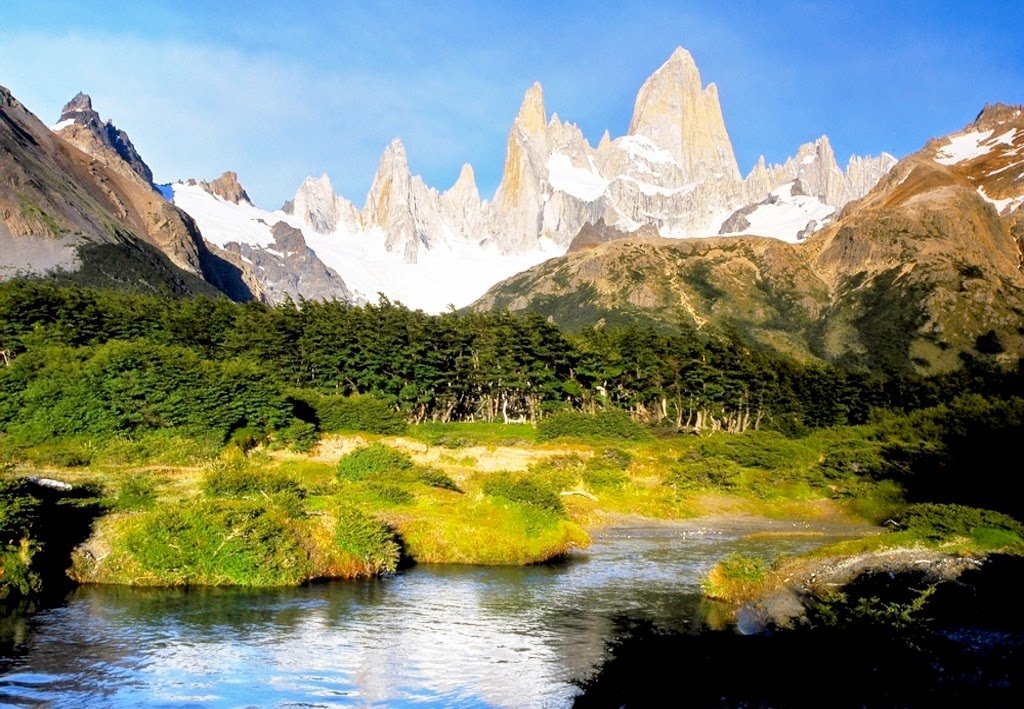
[{"left": 1, "top": 281, "right": 1019, "bottom": 449}]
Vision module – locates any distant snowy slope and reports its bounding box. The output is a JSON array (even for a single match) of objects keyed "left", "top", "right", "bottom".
[
  {"left": 171, "top": 182, "right": 558, "bottom": 312},
  {"left": 719, "top": 181, "right": 835, "bottom": 243}
]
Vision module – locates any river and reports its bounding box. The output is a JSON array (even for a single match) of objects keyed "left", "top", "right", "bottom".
[{"left": 0, "top": 516, "right": 869, "bottom": 707}]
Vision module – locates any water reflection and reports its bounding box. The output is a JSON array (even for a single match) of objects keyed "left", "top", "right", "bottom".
[{"left": 0, "top": 518, "right": 861, "bottom": 707}]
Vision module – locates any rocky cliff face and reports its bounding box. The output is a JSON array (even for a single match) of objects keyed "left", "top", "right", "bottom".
[
  {"left": 628, "top": 47, "right": 741, "bottom": 184},
  {"left": 725, "top": 137, "right": 898, "bottom": 240},
  {"left": 0, "top": 85, "right": 225, "bottom": 297},
  {"left": 54, "top": 92, "right": 155, "bottom": 185},
  {"left": 219, "top": 222, "right": 350, "bottom": 303},
  {"left": 51, "top": 93, "right": 211, "bottom": 277},
  {"left": 291, "top": 173, "right": 361, "bottom": 235},
  {"left": 806, "top": 103, "right": 1024, "bottom": 371},
  {"left": 191, "top": 171, "right": 252, "bottom": 205}
]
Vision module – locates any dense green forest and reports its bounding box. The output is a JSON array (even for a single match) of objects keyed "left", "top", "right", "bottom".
[{"left": 1, "top": 280, "right": 1020, "bottom": 445}]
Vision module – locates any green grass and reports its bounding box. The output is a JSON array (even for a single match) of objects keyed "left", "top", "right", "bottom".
[
  {"left": 96, "top": 499, "right": 313, "bottom": 586},
  {"left": 14, "top": 418, "right": 992, "bottom": 591},
  {"left": 202, "top": 457, "right": 306, "bottom": 499},
  {"left": 701, "top": 553, "right": 770, "bottom": 600},
  {"left": 482, "top": 472, "right": 565, "bottom": 516},
  {"left": 334, "top": 506, "right": 401, "bottom": 573}
]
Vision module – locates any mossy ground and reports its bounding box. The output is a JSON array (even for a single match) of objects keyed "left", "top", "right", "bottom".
[{"left": 1, "top": 421, "right": 926, "bottom": 590}]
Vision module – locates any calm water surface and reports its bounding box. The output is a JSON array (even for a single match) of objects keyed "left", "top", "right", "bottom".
[{"left": 0, "top": 518, "right": 861, "bottom": 707}]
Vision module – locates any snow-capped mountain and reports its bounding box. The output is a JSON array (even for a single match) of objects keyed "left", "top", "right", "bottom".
[{"left": 171, "top": 47, "right": 896, "bottom": 311}]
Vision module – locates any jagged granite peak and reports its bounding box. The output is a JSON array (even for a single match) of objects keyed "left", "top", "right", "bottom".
[
  {"left": 446, "top": 163, "right": 478, "bottom": 199},
  {"left": 364, "top": 138, "right": 433, "bottom": 263},
  {"left": 291, "top": 172, "right": 360, "bottom": 234},
  {"left": 54, "top": 91, "right": 154, "bottom": 185},
  {"left": 972, "top": 102, "right": 1024, "bottom": 130},
  {"left": 627, "top": 47, "right": 741, "bottom": 183},
  {"left": 60, "top": 91, "right": 94, "bottom": 116},
  {"left": 740, "top": 135, "right": 896, "bottom": 214},
  {"left": 486, "top": 83, "right": 557, "bottom": 252},
  {"left": 516, "top": 82, "right": 548, "bottom": 138}
]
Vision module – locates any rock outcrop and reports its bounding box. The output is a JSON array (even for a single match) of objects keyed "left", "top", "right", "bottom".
[
  {"left": 51, "top": 93, "right": 210, "bottom": 277},
  {"left": 218, "top": 222, "right": 351, "bottom": 303},
  {"left": 54, "top": 92, "right": 155, "bottom": 185},
  {"left": 192, "top": 171, "right": 252, "bottom": 205}
]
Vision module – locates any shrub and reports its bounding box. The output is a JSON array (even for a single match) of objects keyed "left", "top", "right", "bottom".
[
  {"left": 115, "top": 473, "right": 158, "bottom": 511},
  {"left": 819, "top": 441, "right": 885, "bottom": 481},
  {"left": 537, "top": 410, "right": 651, "bottom": 442},
  {"left": 367, "top": 483, "right": 415, "bottom": 506},
  {"left": 701, "top": 553, "right": 769, "bottom": 601},
  {"left": 228, "top": 426, "right": 265, "bottom": 454},
  {"left": 202, "top": 459, "right": 306, "bottom": 500},
  {"left": 310, "top": 394, "right": 406, "bottom": 435},
  {"left": 668, "top": 455, "right": 743, "bottom": 491},
  {"left": 121, "top": 500, "right": 311, "bottom": 586},
  {"left": 698, "top": 431, "right": 809, "bottom": 471},
  {"left": 336, "top": 444, "right": 414, "bottom": 482},
  {"left": 896, "top": 503, "right": 1024, "bottom": 542},
  {"left": 275, "top": 419, "right": 319, "bottom": 452},
  {"left": 483, "top": 473, "right": 564, "bottom": 516},
  {"left": 334, "top": 506, "right": 400, "bottom": 573}
]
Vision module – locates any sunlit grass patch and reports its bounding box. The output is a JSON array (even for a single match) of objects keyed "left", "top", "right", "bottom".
[
  {"left": 701, "top": 553, "right": 770, "bottom": 601},
  {"left": 396, "top": 493, "right": 589, "bottom": 565}
]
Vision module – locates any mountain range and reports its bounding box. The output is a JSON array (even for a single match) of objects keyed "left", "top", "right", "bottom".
[
  {"left": 1, "top": 48, "right": 1021, "bottom": 373},
  {"left": 172, "top": 48, "right": 896, "bottom": 310}
]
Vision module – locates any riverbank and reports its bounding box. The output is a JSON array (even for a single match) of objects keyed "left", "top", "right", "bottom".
[
  {"left": 1, "top": 423, "right": 907, "bottom": 593},
  {"left": 702, "top": 503, "right": 1024, "bottom": 631}
]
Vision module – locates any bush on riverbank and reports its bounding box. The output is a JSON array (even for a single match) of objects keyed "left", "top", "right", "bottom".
[{"left": 537, "top": 411, "right": 651, "bottom": 442}]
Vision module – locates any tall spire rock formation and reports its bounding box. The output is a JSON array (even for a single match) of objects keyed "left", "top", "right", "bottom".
[
  {"left": 627, "top": 47, "right": 741, "bottom": 183},
  {"left": 364, "top": 139, "right": 435, "bottom": 263},
  {"left": 212, "top": 47, "right": 900, "bottom": 311},
  {"left": 442, "top": 163, "right": 483, "bottom": 238},
  {"left": 489, "top": 83, "right": 552, "bottom": 252}
]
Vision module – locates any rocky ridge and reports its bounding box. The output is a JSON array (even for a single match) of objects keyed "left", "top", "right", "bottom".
[
  {"left": 0, "top": 85, "right": 227, "bottom": 296},
  {"left": 471, "top": 104, "right": 1024, "bottom": 373}
]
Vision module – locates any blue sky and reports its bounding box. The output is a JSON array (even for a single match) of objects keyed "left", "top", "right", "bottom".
[{"left": 1, "top": 1, "right": 1021, "bottom": 207}]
